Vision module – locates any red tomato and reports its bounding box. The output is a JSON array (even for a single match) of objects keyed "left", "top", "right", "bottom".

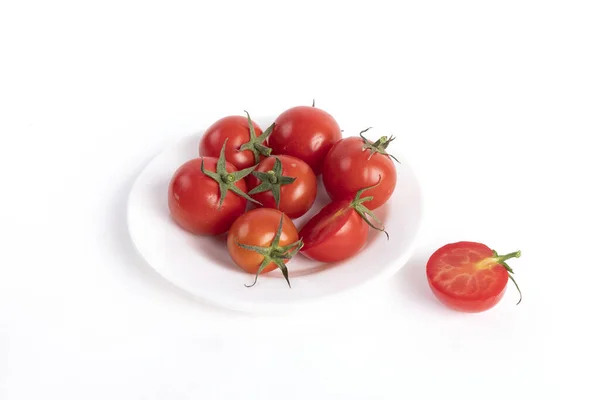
[
  {"left": 299, "top": 182, "right": 388, "bottom": 262},
  {"left": 299, "top": 200, "right": 368, "bottom": 262},
  {"left": 246, "top": 155, "right": 317, "bottom": 219},
  {"left": 169, "top": 142, "right": 259, "bottom": 236},
  {"left": 268, "top": 105, "right": 342, "bottom": 175},
  {"left": 227, "top": 208, "right": 303, "bottom": 287},
  {"left": 323, "top": 129, "right": 398, "bottom": 210},
  {"left": 199, "top": 112, "right": 272, "bottom": 170},
  {"left": 426, "top": 241, "right": 522, "bottom": 313}
]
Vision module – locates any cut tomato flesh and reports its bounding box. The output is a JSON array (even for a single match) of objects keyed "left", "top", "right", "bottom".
[
  {"left": 299, "top": 199, "right": 353, "bottom": 250},
  {"left": 427, "top": 242, "right": 508, "bottom": 302}
]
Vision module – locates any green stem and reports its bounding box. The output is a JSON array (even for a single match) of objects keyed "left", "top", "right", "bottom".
[
  {"left": 223, "top": 174, "right": 235, "bottom": 183},
  {"left": 200, "top": 139, "right": 262, "bottom": 209},
  {"left": 238, "top": 215, "right": 303, "bottom": 288},
  {"left": 496, "top": 250, "right": 521, "bottom": 264},
  {"left": 359, "top": 128, "right": 400, "bottom": 163},
  {"left": 508, "top": 275, "right": 523, "bottom": 306},
  {"left": 371, "top": 136, "right": 388, "bottom": 148},
  {"left": 238, "top": 111, "right": 274, "bottom": 164},
  {"left": 254, "top": 143, "right": 272, "bottom": 157},
  {"left": 267, "top": 170, "right": 278, "bottom": 184},
  {"left": 349, "top": 176, "right": 389, "bottom": 240},
  {"left": 248, "top": 157, "right": 297, "bottom": 209},
  {"left": 492, "top": 249, "right": 523, "bottom": 305}
]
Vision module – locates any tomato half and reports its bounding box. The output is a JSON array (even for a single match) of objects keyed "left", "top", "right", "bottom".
[
  {"left": 268, "top": 105, "right": 342, "bottom": 175},
  {"left": 323, "top": 129, "right": 398, "bottom": 210},
  {"left": 246, "top": 155, "right": 317, "bottom": 219},
  {"left": 299, "top": 182, "right": 388, "bottom": 263},
  {"left": 227, "top": 208, "right": 303, "bottom": 287},
  {"left": 199, "top": 112, "right": 272, "bottom": 170},
  {"left": 426, "top": 242, "right": 522, "bottom": 313}
]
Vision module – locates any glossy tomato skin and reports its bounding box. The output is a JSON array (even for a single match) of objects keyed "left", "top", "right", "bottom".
[
  {"left": 268, "top": 106, "right": 342, "bottom": 175},
  {"left": 227, "top": 209, "right": 299, "bottom": 274},
  {"left": 323, "top": 137, "right": 396, "bottom": 210},
  {"left": 168, "top": 157, "right": 248, "bottom": 236},
  {"left": 426, "top": 242, "right": 509, "bottom": 313},
  {"left": 299, "top": 200, "right": 369, "bottom": 263},
  {"left": 199, "top": 115, "right": 263, "bottom": 170},
  {"left": 246, "top": 155, "right": 317, "bottom": 219}
]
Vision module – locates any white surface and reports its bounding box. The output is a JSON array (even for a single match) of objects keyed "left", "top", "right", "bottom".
[
  {"left": 1, "top": 1, "right": 599, "bottom": 399},
  {"left": 128, "top": 126, "right": 422, "bottom": 312}
]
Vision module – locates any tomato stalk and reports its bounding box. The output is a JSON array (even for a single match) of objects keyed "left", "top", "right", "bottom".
[
  {"left": 238, "top": 110, "right": 274, "bottom": 163},
  {"left": 359, "top": 127, "right": 400, "bottom": 163},
  {"left": 201, "top": 139, "right": 262, "bottom": 209},
  {"left": 492, "top": 249, "right": 523, "bottom": 305},
  {"left": 350, "top": 178, "right": 389, "bottom": 240},
  {"left": 248, "top": 157, "right": 297, "bottom": 209},
  {"left": 236, "top": 215, "right": 303, "bottom": 288}
]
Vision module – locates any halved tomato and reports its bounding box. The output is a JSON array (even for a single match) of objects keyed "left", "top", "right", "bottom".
[{"left": 426, "top": 241, "right": 522, "bottom": 312}]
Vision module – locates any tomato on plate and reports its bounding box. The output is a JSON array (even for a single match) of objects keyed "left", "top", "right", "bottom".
[
  {"left": 426, "top": 241, "right": 523, "bottom": 313},
  {"left": 227, "top": 208, "right": 303, "bottom": 287},
  {"left": 299, "top": 180, "right": 388, "bottom": 263},
  {"left": 199, "top": 111, "right": 273, "bottom": 170},
  {"left": 246, "top": 155, "right": 317, "bottom": 219},
  {"left": 168, "top": 141, "right": 259, "bottom": 236},
  {"left": 268, "top": 105, "right": 342, "bottom": 175},
  {"left": 323, "top": 128, "right": 398, "bottom": 210}
]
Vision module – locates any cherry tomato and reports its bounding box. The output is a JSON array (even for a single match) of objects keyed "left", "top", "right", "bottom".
[
  {"left": 268, "top": 105, "right": 342, "bottom": 175},
  {"left": 323, "top": 128, "right": 398, "bottom": 210},
  {"left": 246, "top": 155, "right": 317, "bottom": 219},
  {"left": 426, "top": 241, "right": 523, "bottom": 313},
  {"left": 227, "top": 208, "right": 303, "bottom": 287},
  {"left": 169, "top": 142, "right": 259, "bottom": 236},
  {"left": 299, "top": 182, "right": 388, "bottom": 263},
  {"left": 199, "top": 112, "right": 273, "bottom": 170}
]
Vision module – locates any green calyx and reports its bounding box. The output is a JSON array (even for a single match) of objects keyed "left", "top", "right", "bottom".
[
  {"left": 237, "top": 215, "right": 304, "bottom": 288},
  {"left": 200, "top": 138, "right": 262, "bottom": 209},
  {"left": 492, "top": 249, "right": 523, "bottom": 305},
  {"left": 248, "top": 157, "right": 297, "bottom": 209},
  {"left": 350, "top": 177, "right": 389, "bottom": 240},
  {"left": 238, "top": 110, "right": 274, "bottom": 164},
  {"left": 359, "top": 127, "right": 400, "bottom": 163}
]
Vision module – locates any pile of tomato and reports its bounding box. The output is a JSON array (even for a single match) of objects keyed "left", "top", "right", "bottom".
[
  {"left": 168, "top": 103, "right": 398, "bottom": 287},
  {"left": 167, "top": 102, "right": 524, "bottom": 313}
]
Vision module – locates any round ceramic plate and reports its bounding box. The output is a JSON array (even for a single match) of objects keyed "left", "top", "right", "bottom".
[{"left": 127, "top": 116, "right": 423, "bottom": 312}]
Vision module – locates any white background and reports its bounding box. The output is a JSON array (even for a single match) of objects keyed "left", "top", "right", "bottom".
[{"left": 1, "top": 1, "right": 599, "bottom": 399}]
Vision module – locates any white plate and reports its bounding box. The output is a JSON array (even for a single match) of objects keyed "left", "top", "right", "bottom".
[{"left": 127, "top": 117, "right": 423, "bottom": 313}]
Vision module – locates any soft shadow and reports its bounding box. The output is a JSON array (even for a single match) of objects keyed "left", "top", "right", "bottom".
[
  {"left": 151, "top": 179, "right": 170, "bottom": 219},
  {"left": 192, "top": 234, "right": 240, "bottom": 272},
  {"left": 288, "top": 259, "right": 344, "bottom": 277},
  {"left": 391, "top": 251, "right": 444, "bottom": 309},
  {"left": 361, "top": 202, "right": 391, "bottom": 250},
  {"left": 108, "top": 156, "right": 242, "bottom": 316}
]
